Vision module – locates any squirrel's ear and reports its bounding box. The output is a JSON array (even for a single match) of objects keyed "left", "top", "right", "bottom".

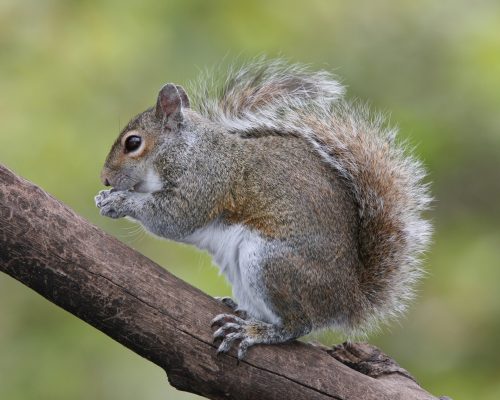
[{"left": 155, "top": 83, "right": 190, "bottom": 124}]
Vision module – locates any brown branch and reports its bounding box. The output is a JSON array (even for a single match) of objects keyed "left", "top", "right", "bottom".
[{"left": 0, "top": 164, "right": 449, "bottom": 400}]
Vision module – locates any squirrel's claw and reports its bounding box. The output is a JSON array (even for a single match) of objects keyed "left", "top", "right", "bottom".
[
  {"left": 213, "top": 322, "right": 242, "bottom": 340},
  {"left": 210, "top": 313, "right": 245, "bottom": 328},
  {"left": 237, "top": 338, "right": 255, "bottom": 360},
  {"left": 216, "top": 331, "right": 246, "bottom": 354}
]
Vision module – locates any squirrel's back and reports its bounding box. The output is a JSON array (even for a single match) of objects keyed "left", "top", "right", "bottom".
[{"left": 190, "top": 59, "right": 432, "bottom": 334}]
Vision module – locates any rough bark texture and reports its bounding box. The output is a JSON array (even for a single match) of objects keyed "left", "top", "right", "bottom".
[{"left": 0, "top": 164, "right": 450, "bottom": 400}]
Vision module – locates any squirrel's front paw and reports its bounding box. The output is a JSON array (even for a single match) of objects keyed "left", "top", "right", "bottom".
[{"left": 94, "top": 189, "right": 130, "bottom": 219}]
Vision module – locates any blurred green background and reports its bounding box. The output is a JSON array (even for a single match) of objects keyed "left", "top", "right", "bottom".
[{"left": 1, "top": 0, "right": 499, "bottom": 399}]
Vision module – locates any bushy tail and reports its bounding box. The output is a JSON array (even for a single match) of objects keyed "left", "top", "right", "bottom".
[
  {"left": 192, "top": 59, "right": 432, "bottom": 332},
  {"left": 308, "top": 103, "right": 433, "bottom": 332}
]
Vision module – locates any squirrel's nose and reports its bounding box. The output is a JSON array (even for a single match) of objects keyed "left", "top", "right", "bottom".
[
  {"left": 101, "top": 173, "right": 111, "bottom": 187},
  {"left": 100, "top": 167, "right": 111, "bottom": 186}
]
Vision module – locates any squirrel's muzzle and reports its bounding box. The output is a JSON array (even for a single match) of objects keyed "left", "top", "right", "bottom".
[{"left": 100, "top": 170, "right": 111, "bottom": 187}]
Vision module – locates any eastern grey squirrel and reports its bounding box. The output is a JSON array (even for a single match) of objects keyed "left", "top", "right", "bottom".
[{"left": 95, "top": 59, "right": 432, "bottom": 360}]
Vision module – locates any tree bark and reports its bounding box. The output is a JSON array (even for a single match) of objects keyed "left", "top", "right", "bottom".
[{"left": 0, "top": 164, "right": 450, "bottom": 400}]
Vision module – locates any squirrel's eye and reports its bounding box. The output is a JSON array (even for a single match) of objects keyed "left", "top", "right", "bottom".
[{"left": 124, "top": 135, "right": 142, "bottom": 153}]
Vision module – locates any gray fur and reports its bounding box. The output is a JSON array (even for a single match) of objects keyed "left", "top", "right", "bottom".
[{"left": 95, "top": 58, "right": 432, "bottom": 359}]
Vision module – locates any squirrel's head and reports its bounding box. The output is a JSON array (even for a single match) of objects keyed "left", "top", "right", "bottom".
[{"left": 100, "top": 83, "right": 194, "bottom": 193}]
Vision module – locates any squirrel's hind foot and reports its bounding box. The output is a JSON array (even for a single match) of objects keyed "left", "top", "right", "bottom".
[{"left": 211, "top": 313, "right": 303, "bottom": 360}]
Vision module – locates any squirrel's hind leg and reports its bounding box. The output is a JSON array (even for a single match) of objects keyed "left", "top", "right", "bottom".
[{"left": 211, "top": 314, "right": 310, "bottom": 360}]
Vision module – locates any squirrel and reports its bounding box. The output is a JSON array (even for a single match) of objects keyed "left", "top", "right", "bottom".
[{"left": 95, "top": 59, "right": 432, "bottom": 360}]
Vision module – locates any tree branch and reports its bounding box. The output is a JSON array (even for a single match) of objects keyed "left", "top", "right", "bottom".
[{"left": 0, "top": 164, "right": 449, "bottom": 400}]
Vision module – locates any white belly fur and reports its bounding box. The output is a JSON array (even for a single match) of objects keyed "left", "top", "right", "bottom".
[{"left": 184, "top": 221, "right": 281, "bottom": 325}]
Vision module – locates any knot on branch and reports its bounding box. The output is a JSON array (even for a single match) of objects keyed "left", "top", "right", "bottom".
[{"left": 328, "top": 342, "right": 416, "bottom": 382}]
